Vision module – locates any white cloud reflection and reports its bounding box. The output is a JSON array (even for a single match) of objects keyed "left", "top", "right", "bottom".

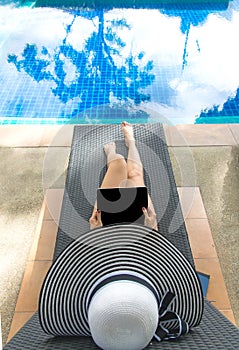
[{"left": 0, "top": 4, "right": 239, "bottom": 123}]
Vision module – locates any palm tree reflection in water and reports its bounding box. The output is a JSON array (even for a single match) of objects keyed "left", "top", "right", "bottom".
[{"left": 8, "top": 9, "right": 155, "bottom": 122}]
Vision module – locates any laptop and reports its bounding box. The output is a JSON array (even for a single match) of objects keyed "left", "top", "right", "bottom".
[{"left": 97, "top": 187, "right": 148, "bottom": 226}]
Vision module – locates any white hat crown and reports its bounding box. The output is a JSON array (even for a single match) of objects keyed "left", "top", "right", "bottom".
[{"left": 88, "top": 280, "right": 159, "bottom": 350}]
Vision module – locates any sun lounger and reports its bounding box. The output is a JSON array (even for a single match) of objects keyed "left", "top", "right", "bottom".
[{"left": 4, "top": 123, "right": 239, "bottom": 349}]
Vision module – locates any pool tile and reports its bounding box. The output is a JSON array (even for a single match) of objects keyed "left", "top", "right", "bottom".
[
  {"left": 177, "top": 187, "right": 207, "bottom": 219},
  {"left": 34, "top": 220, "right": 58, "bottom": 261},
  {"left": 15, "top": 260, "right": 52, "bottom": 312},
  {"left": 164, "top": 124, "right": 237, "bottom": 146},
  {"left": 40, "top": 125, "right": 74, "bottom": 147},
  {"left": 7, "top": 312, "right": 34, "bottom": 342},
  {"left": 195, "top": 258, "right": 231, "bottom": 310},
  {"left": 28, "top": 197, "right": 58, "bottom": 261},
  {"left": 229, "top": 124, "right": 239, "bottom": 145},
  {"left": 185, "top": 218, "right": 218, "bottom": 259},
  {"left": 28, "top": 201, "right": 46, "bottom": 261},
  {"left": 43, "top": 189, "right": 64, "bottom": 223}
]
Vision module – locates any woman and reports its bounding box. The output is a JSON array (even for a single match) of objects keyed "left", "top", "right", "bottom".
[{"left": 89, "top": 121, "right": 158, "bottom": 230}]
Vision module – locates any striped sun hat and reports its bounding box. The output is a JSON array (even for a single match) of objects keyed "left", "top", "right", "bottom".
[{"left": 39, "top": 224, "right": 204, "bottom": 349}]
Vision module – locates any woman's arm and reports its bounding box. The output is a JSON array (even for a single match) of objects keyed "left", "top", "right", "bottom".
[{"left": 143, "top": 195, "right": 158, "bottom": 231}]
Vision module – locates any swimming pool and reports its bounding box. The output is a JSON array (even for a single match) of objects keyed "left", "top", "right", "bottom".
[{"left": 1, "top": 0, "right": 239, "bottom": 124}]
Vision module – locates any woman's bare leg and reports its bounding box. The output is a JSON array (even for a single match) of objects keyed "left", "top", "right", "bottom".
[
  {"left": 100, "top": 142, "right": 127, "bottom": 188},
  {"left": 121, "top": 121, "right": 144, "bottom": 187},
  {"left": 121, "top": 121, "right": 158, "bottom": 229},
  {"left": 90, "top": 142, "right": 128, "bottom": 217}
]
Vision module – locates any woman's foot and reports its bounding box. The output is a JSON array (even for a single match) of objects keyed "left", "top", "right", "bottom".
[
  {"left": 103, "top": 141, "right": 126, "bottom": 169},
  {"left": 121, "top": 121, "right": 135, "bottom": 147},
  {"left": 104, "top": 142, "right": 116, "bottom": 157}
]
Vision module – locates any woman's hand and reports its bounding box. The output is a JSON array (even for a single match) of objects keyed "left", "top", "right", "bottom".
[
  {"left": 89, "top": 210, "right": 103, "bottom": 230},
  {"left": 142, "top": 206, "right": 158, "bottom": 230}
]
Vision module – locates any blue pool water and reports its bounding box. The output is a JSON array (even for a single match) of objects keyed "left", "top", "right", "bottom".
[{"left": 1, "top": 0, "right": 239, "bottom": 124}]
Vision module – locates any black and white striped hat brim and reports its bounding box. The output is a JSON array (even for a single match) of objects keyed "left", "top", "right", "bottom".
[{"left": 39, "top": 224, "right": 204, "bottom": 336}]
